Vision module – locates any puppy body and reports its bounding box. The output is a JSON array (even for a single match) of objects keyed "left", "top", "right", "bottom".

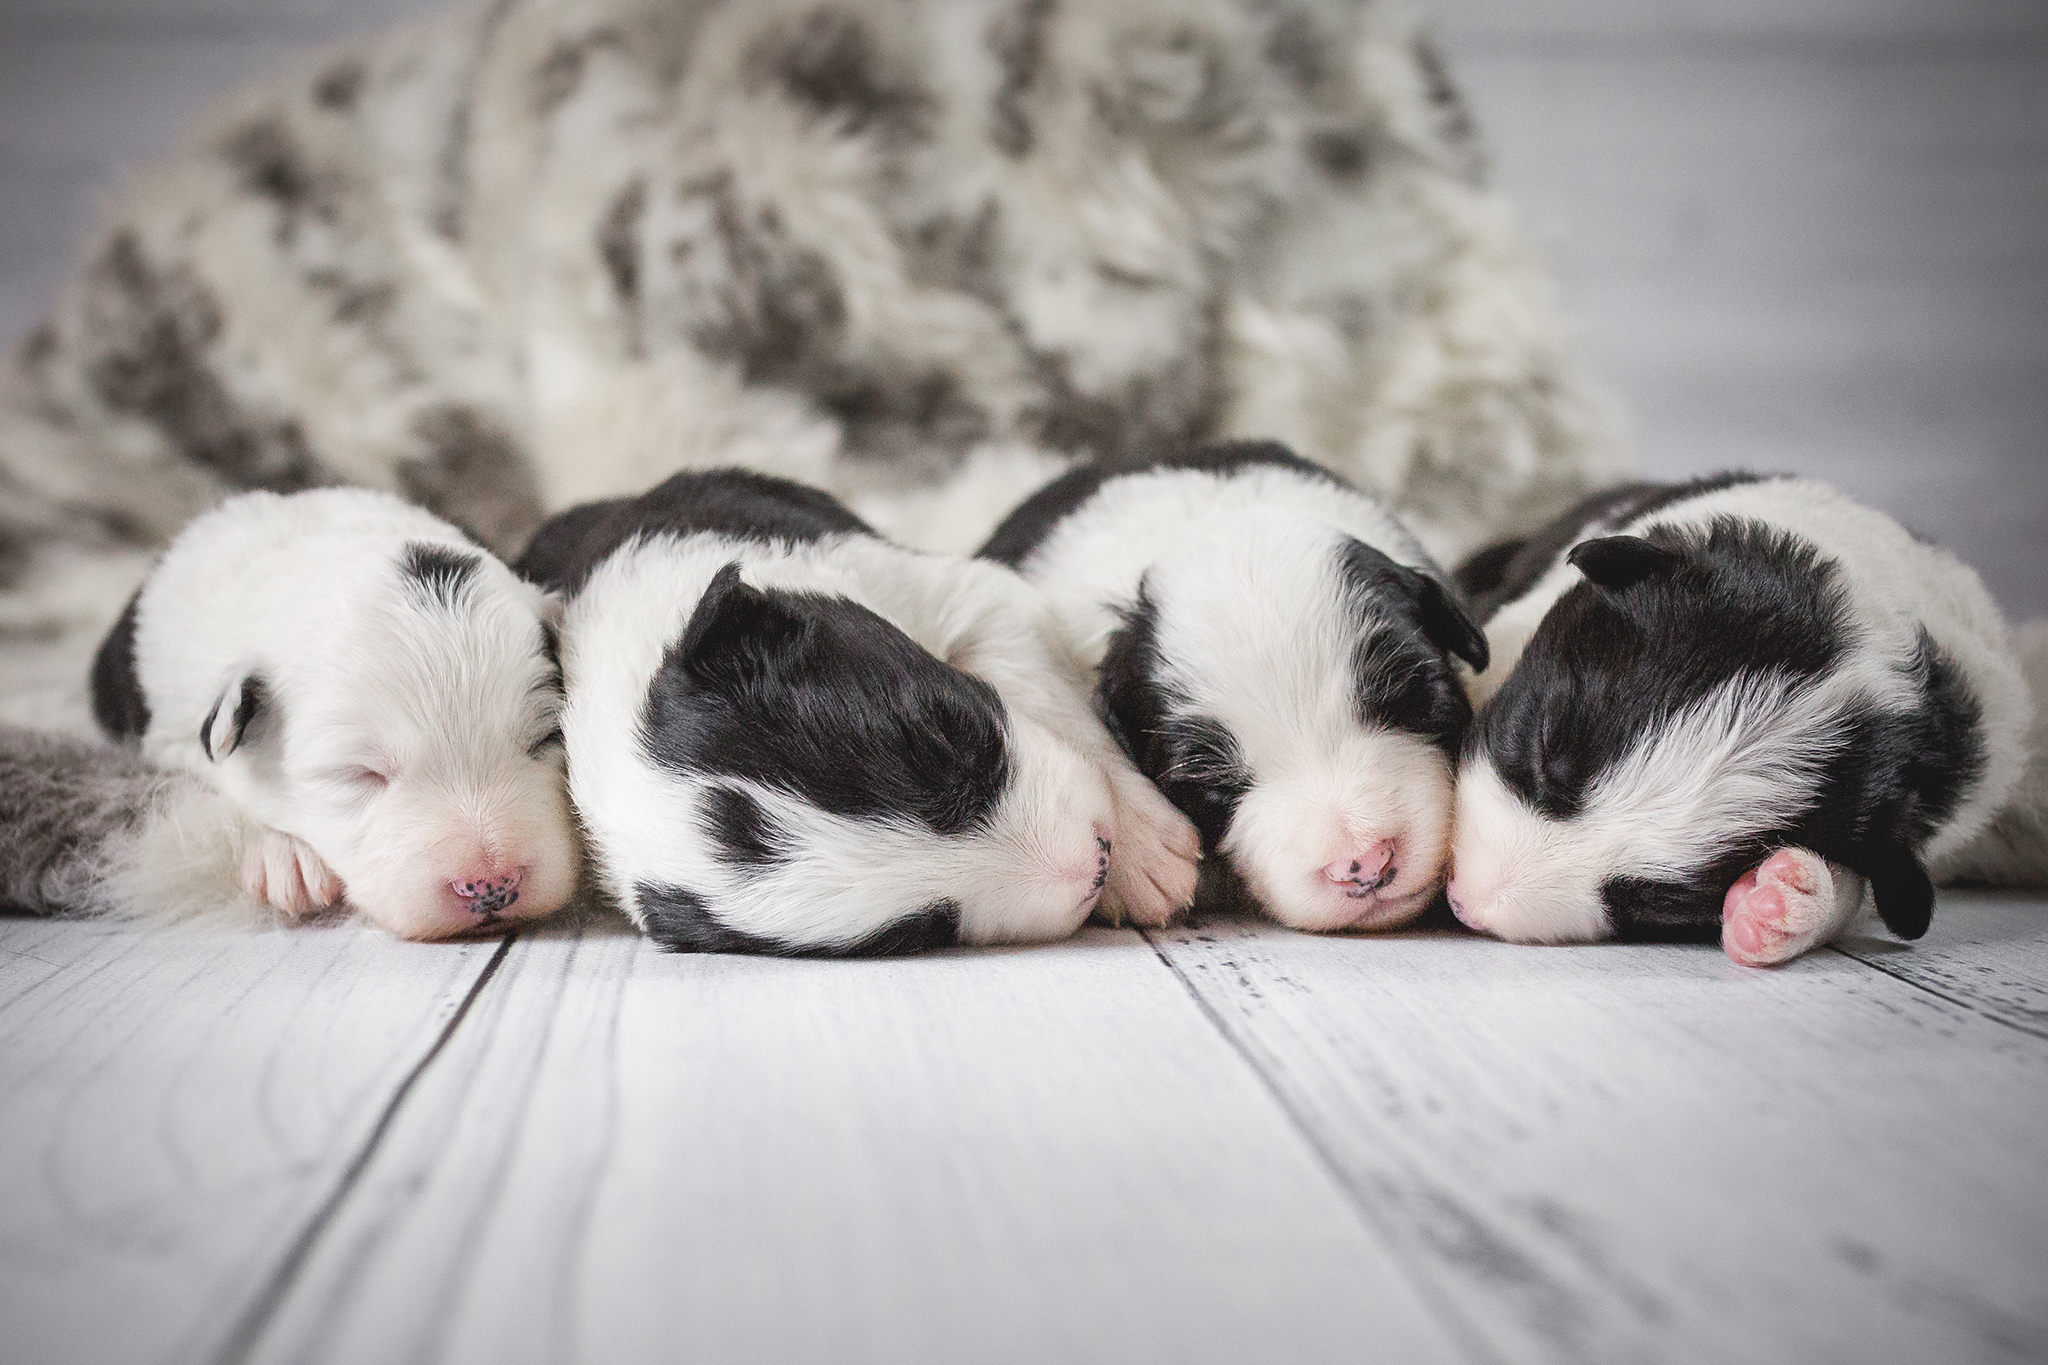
[
  {"left": 1450, "top": 474, "right": 2032, "bottom": 963},
  {"left": 521, "top": 470, "right": 1197, "bottom": 956},
  {"left": 982, "top": 442, "right": 1489, "bottom": 932},
  {"left": 91, "top": 488, "right": 577, "bottom": 938}
]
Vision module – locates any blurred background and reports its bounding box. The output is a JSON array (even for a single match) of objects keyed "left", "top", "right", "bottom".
[{"left": 1, "top": 0, "right": 2041, "bottom": 613}]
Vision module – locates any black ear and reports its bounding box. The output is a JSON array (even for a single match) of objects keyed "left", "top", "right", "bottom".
[
  {"left": 672, "top": 562, "right": 810, "bottom": 687},
  {"left": 1568, "top": 536, "right": 1682, "bottom": 592},
  {"left": 1410, "top": 572, "right": 1491, "bottom": 672},
  {"left": 1092, "top": 585, "right": 1166, "bottom": 772},
  {"left": 1863, "top": 841, "right": 1936, "bottom": 941},
  {"left": 199, "top": 672, "right": 268, "bottom": 761}
]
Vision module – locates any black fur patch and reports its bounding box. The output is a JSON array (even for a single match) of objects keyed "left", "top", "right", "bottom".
[
  {"left": 643, "top": 564, "right": 1012, "bottom": 838},
  {"left": 1477, "top": 516, "right": 1850, "bottom": 824},
  {"left": 200, "top": 673, "right": 268, "bottom": 762},
  {"left": 399, "top": 542, "right": 483, "bottom": 609},
  {"left": 1307, "top": 129, "right": 1371, "bottom": 180},
  {"left": 81, "top": 233, "right": 325, "bottom": 494},
  {"left": 988, "top": 0, "right": 1055, "bottom": 157},
  {"left": 515, "top": 468, "right": 876, "bottom": 598},
  {"left": 1411, "top": 35, "right": 1483, "bottom": 179},
  {"left": 978, "top": 440, "right": 1344, "bottom": 566},
  {"left": 1336, "top": 539, "right": 1479, "bottom": 755},
  {"left": 398, "top": 404, "right": 543, "bottom": 556},
  {"left": 90, "top": 587, "right": 150, "bottom": 741},
  {"left": 1458, "top": 473, "right": 1775, "bottom": 622},
  {"left": 676, "top": 170, "right": 850, "bottom": 386},
  {"left": 635, "top": 881, "right": 961, "bottom": 956},
  {"left": 745, "top": 7, "right": 931, "bottom": 142},
  {"left": 701, "top": 785, "right": 785, "bottom": 871},
  {"left": 1092, "top": 586, "right": 1248, "bottom": 856},
  {"left": 1263, "top": 10, "right": 1326, "bottom": 91},
  {"left": 1019, "top": 298, "right": 1225, "bottom": 466}
]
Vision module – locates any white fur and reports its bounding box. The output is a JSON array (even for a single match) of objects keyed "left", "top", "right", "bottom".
[
  {"left": 1451, "top": 477, "right": 2035, "bottom": 945},
  {"left": 561, "top": 531, "right": 1197, "bottom": 949},
  {"left": 1016, "top": 462, "right": 1458, "bottom": 931},
  {"left": 127, "top": 489, "right": 578, "bottom": 939}
]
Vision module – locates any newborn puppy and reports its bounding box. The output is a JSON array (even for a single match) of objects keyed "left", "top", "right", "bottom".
[
  {"left": 1449, "top": 474, "right": 2032, "bottom": 965},
  {"left": 516, "top": 469, "right": 1199, "bottom": 956},
  {"left": 980, "top": 442, "right": 1489, "bottom": 932},
  {"left": 91, "top": 489, "right": 579, "bottom": 939}
]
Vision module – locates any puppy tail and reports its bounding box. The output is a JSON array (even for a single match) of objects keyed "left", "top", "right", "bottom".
[
  {"left": 0, "top": 724, "right": 269, "bottom": 926},
  {"left": 1941, "top": 619, "right": 2048, "bottom": 888}
]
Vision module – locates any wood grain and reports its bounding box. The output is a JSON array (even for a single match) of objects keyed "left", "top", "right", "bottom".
[
  {"left": 237, "top": 921, "right": 1474, "bottom": 1365},
  {"left": 1833, "top": 891, "right": 2048, "bottom": 1041},
  {"left": 1149, "top": 904, "right": 2048, "bottom": 1365},
  {"left": 0, "top": 915, "right": 505, "bottom": 1365}
]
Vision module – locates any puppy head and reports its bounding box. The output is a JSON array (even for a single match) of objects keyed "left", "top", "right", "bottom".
[
  {"left": 1448, "top": 520, "right": 1962, "bottom": 944},
  {"left": 1097, "top": 517, "right": 1485, "bottom": 932},
  {"left": 572, "top": 560, "right": 1116, "bottom": 954},
  {"left": 208, "top": 542, "right": 578, "bottom": 939}
]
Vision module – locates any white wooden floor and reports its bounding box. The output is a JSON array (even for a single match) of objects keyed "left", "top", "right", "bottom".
[{"left": 4, "top": 896, "right": 2046, "bottom": 1365}]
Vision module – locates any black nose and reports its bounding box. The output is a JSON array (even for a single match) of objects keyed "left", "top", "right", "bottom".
[{"left": 1091, "top": 836, "right": 1111, "bottom": 893}]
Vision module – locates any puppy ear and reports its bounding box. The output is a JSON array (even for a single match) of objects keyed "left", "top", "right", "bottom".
[
  {"left": 1093, "top": 583, "right": 1164, "bottom": 771},
  {"left": 1568, "top": 536, "right": 1682, "bottom": 593},
  {"left": 199, "top": 672, "right": 268, "bottom": 761},
  {"left": 672, "top": 562, "right": 809, "bottom": 687},
  {"left": 1409, "top": 572, "right": 1491, "bottom": 672},
  {"left": 1336, "top": 539, "right": 1490, "bottom": 671},
  {"left": 1862, "top": 840, "right": 1936, "bottom": 941}
]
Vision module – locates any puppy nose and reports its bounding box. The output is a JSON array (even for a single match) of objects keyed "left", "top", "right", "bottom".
[
  {"left": 1324, "top": 841, "right": 1397, "bottom": 897},
  {"left": 1088, "top": 825, "right": 1112, "bottom": 898},
  {"left": 451, "top": 868, "right": 525, "bottom": 918}
]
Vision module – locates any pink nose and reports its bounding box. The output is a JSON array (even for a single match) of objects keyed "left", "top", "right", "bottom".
[
  {"left": 451, "top": 868, "right": 524, "bottom": 919},
  {"left": 1324, "top": 841, "right": 1397, "bottom": 898}
]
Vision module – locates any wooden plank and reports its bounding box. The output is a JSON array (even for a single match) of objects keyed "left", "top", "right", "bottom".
[
  {"left": 1150, "top": 903, "right": 2048, "bottom": 1364},
  {"left": 234, "top": 920, "right": 1474, "bottom": 1365},
  {"left": 0, "top": 915, "right": 507, "bottom": 1365},
  {"left": 1832, "top": 891, "right": 2048, "bottom": 1041}
]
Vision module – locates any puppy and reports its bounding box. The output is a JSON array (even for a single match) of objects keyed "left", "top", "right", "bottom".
[
  {"left": 91, "top": 489, "right": 578, "bottom": 939},
  {"left": 980, "top": 442, "right": 1490, "bottom": 932},
  {"left": 516, "top": 469, "right": 1199, "bottom": 955},
  {"left": 1448, "top": 474, "right": 2032, "bottom": 965}
]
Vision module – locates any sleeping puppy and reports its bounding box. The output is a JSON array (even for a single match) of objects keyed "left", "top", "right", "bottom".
[
  {"left": 91, "top": 489, "right": 578, "bottom": 939},
  {"left": 980, "top": 442, "right": 1490, "bottom": 932},
  {"left": 516, "top": 469, "right": 1199, "bottom": 956},
  {"left": 1448, "top": 473, "right": 2032, "bottom": 965}
]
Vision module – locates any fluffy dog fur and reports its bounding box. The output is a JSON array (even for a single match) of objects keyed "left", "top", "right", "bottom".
[
  {"left": 0, "top": 0, "right": 1625, "bottom": 715},
  {"left": 86, "top": 488, "right": 579, "bottom": 939},
  {"left": 982, "top": 441, "right": 1486, "bottom": 931},
  {"left": 520, "top": 468, "right": 1199, "bottom": 954},
  {"left": 1448, "top": 475, "right": 2036, "bottom": 965}
]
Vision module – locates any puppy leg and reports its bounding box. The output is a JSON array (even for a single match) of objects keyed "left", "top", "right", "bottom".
[
  {"left": 1721, "top": 848, "right": 1865, "bottom": 967},
  {"left": 1099, "top": 768, "right": 1201, "bottom": 928},
  {"left": 241, "top": 826, "right": 344, "bottom": 918}
]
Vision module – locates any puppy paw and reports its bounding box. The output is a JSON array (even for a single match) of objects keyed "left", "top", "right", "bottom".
[
  {"left": 241, "top": 828, "right": 343, "bottom": 918},
  {"left": 1721, "top": 848, "right": 1862, "bottom": 967},
  {"left": 1101, "top": 772, "right": 1200, "bottom": 929}
]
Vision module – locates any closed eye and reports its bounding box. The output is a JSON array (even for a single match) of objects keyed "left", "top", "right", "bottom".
[
  {"left": 527, "top": 725, "right": 564, "bottom": 759},
  {"left": 325, "top": 765, "right": 392, "bottom": 793}
]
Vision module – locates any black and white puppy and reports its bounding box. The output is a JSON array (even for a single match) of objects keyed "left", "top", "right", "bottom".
[
  {"left": 91, "top": 489, "right": 579, "bottom": 939},
  {"left": 516, "top": 469, "right": 1200, "bottom": 956},
  {"left": 1448, "top": 474, "right": 2033, "bottom": 965},
  {"left": 980, "top": 442, "right": 1489, "bottom": 932}
]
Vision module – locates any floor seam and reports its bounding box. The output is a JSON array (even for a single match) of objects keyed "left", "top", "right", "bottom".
[
  {"left": 1826, "top": 943, "right": 2048, "bottom": 1042},
  {"left": 1141, "top": 928, "right": 1502, "bottom": 1365},
  {"left": 209, "top": 932, "right": 518, "bottom": 1365}
]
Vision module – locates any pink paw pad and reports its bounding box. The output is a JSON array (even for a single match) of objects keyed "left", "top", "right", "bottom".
[{"left": 1721, "top": 848, "right": 1831, "bottom": 968}]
